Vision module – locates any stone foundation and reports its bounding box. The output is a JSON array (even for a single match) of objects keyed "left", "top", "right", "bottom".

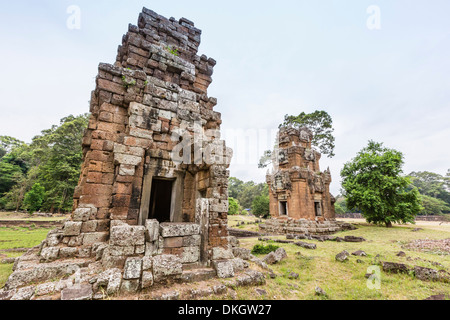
[{"left": 259, "top": 218, "right": 355, "bottom": 236}]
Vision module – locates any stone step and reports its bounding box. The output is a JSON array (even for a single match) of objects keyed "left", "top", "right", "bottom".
[
  {"left": 5, "top": 257, "right": 93, "bottom": 290},
  {"left": 176, "top": 268, "right": 217, "bottom": 283}
]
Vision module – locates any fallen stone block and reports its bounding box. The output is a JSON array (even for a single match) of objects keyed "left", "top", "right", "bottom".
[
  {"left": 381, "top": 262, "right": 411, "bottom": 274},
  {"left": 213, "top": 260, "right": 235, "bottom": 278},
  {"left": 295, "top": 242, "right": 317, "bottom": 250},
  {"left": 262, "top": 248, "right": 287, "bottom": 265},
  {"left": 335, "top": 250, "right": 350, "bottom": 262},
  {"left": 61, "top": 284, "right": 93, "bottom": 301}
]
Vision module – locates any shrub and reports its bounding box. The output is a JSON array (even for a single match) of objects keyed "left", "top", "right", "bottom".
[{"left": 251, "top": 243, "right": 280, "bottom": 255}]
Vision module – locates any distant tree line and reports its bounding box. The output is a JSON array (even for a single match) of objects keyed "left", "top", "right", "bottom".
[
  {"left": 228, "top": 177, "right": 270, "bottom": 218},
  {"left": 0, "top": 114, "right": 89, "bottom": 214}
]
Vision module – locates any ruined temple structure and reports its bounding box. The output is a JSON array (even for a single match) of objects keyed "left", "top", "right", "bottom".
[
  {"left": 0, "top": 8, "right": 264, "bottom": 301},
  {"left": 260, "top": 127, "right": 348, "bottom": 235}
]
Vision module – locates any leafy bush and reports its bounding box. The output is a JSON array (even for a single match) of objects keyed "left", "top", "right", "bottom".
[
  {"left": 251, "top": 243, "right": 279, "bottom": 255},
  {"left": 23, "top": 183, "right": 45, "bottom": 213}
]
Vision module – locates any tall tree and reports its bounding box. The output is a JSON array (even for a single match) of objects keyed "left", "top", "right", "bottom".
[
  {"left": 280, "top": 110, "right": 335, "bottom": 158},
  {"left": 34, "top": 114, "right": 89, "bottom": 213},
  {"left": 407, "top": 171, "right": 450, "bottom": 206},
  {"left": 259, "top": 110, "right": 335, "bottom": 168},
  {"left": 0, "top": 136, "right": 25, "bottom": 159},
  {"left": 341, "top": 141, "right": 422, "bottom": 227},
  {"left": 0, "top": 114, "right": 88, "bottom": 213}
]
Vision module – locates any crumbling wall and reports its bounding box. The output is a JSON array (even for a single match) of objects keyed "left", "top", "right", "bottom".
[{"left": 1, "top": 8, "right": 240, "bottom": 300}]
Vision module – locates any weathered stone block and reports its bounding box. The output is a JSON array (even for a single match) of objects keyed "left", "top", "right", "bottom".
[
  {"left": 59, "top": 247, "right": 78, "bottom": 259},
  {"left": 152, "top": 255, "right": 183, "bottom": 282},
  {"left": 35, "top": 282, "right": 56, "bottom": 296},
  {"left": 181, "top": 247, "right": 200, "bottom": 264},
  {"left": 145, "top": 219, "right": 160, "bottom": 242},
  {"left": 120, "top": 279, "right": 140, "bottom": 293},
  {"left": 82, "top": 232, "right": 108, "bottom": 246},
  {"left": 141, "top": 271, "right": 154, "bottom": 289},
  {"left": 40, "top": 247, "right": 60, "bottom": 262},
  {"left": 142, "top": 256, "right": 153, "bottom": 271},
  {"left": 213, "top": 260, "right": 234, "bottom": 278},
  {"left": 163, "top": 237, "right": 183, "bottom": 248},
  {"left": 231, "top": 258, "right": 246, "bottom": 272},
  {"left": 182, "top": 235, "right": 201, "bottom": 247},
  {"left": 145, "top": 241, "right": 158, "bottom": 256},
  {"left": 110, "top": 225, "right": 145, "bottom": 246},
  {"left": 61, "top": 284, "right": 93, "bottom": 301},
  {"left": 124, "top": 258, "right": 143, "bottom": 280},
  {"left": 10, "top": 286, "right": 35, "bottom": 301},
  {"left": 263, "top": 248, "right": 287, "bottom": 265},
  {"left": 232, "top": 248, "right": 252, "bottom": 260},
  {"left": 73, "top": 208, "right": 92, "bottom": 222},
  {"left": 212, "top": 247, "right": 234, "bottom": 260},
  {"left": 159, "top": 223, "right": 200, "bottom": 237},
  {"left": 63, "top": 221, "right": 83, "bottom": 237}
]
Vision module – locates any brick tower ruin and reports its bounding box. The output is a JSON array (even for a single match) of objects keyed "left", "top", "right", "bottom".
[
  {"left": 0, "top": 8, "right": 261, "bottom": 300},
  {"left": 260, "top": 126, "right": 348, "bottom": 235}
]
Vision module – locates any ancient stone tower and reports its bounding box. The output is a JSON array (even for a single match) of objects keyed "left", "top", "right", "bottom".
[
  {"left": 260, "top": 126, "right": 344, "bottom": 235},
  {"left": 1, "top": 8, "right": 254, "bottom": 300}
]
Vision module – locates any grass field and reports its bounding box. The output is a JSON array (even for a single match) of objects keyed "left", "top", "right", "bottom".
[
  {"left": 0, "top": 211, "right": 68, "bottom": 222},
  {"left": 0, "top": 226, "right": 52, "bottom": 288},
  {"left": 232, "top": 219, "right": 450, "bottom": 300}
]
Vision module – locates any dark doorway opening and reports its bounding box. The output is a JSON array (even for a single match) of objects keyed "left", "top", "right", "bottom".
[
  {"left": 149, "top": 178, "right": 174, "bottom": 223},
  {"left": 280, "top": 201, "right": 288, "bottom": 216},
  {"left": 314, "top": 202, "right": 322, "bottom": 217}
]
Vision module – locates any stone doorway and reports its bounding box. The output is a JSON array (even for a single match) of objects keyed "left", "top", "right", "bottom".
[
  {"left": 149, "top": 178, "right": 174, "bottom": 223},
  {"left": 279, "top": 201, "right": 288, "bottom": 216},
  {"left": 315, "top": 201, "right": 322, "bottom": 217}
]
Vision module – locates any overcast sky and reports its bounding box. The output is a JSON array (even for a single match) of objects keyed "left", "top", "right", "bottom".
[{"left": 0, "top": 0, "right": 449, "bottom": 195}]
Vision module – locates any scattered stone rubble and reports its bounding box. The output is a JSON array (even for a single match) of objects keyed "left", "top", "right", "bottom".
[{"left": 403, "top": 238, "right": 450, "bottom": 255}]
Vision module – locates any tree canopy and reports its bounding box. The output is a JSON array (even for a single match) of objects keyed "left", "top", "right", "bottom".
[
  {"left": 259, "top": 110, "right": 335, "bottom": 168},
  {"left": 0, "top": 114, "right": 89, "bottom": 213},
  {"left": 340, "top": 141, "right": 422, "bottom": 227}
]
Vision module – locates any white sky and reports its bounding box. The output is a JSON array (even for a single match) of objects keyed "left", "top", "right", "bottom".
[{"left": 0, "top": 0, "right": 449, "bottom": 195}]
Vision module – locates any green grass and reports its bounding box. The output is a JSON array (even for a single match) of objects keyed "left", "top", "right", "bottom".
[
  {"left": 0, "top": 226, "right": 52, "bottom": 288},
  {"left": 228, "top": 215, "right": 265, "bottom": 232},
  {"left": 233, "top": 221, "right": 450, "bottom": 300},
  {"left": 0, "top": 211, "right": 67, "bottom": 222}
]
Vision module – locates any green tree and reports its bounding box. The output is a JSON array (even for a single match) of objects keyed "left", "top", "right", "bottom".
[
  {"left": 0, "top": 136, "right": 25, "bottom": 159},
  {"left": 281, "top": 110, "right": 335, "bottom": 158},
  {"left": 334, "top": 197, "right": 349, "bottom": 215},
  {"left": 259, "top": 110, "right": 335, "bottom": 168},
  {"left": 23, "top": 183, "right": 45, "bottom": 213},
  {"left": 407, "top": 171, "right": 450, "bottom": 207},
  {"left": 341, "top": 141, "right": 422, "bottom": 228},
  {"left": 228, "top": 177, "right": 268, "bottom": 210},
  {"left": 419, "top": 195, "right": 450, "bottom": 215},
  {"left": 228, "top": 197, "right": 241, "bottom": 216},
  {"left": 252, "top": 195, "right": 270, "bottom": 218},
  {"left": 33, "top": 114, "right": 89, "bottom": 213},
  {"left": 0, "top": 114, "right": 88, "bottom": 213},
  {"left": 228, "top": 177, "right": 244, "bottom": 199}
]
